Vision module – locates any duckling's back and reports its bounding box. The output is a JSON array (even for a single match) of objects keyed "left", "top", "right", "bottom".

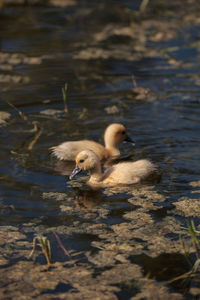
[
  {"left": 51, "top": 140, "right": 108, "bottom": 161},
  {"left": 103, "top": 159, "right": 158, "bottom": 185}
]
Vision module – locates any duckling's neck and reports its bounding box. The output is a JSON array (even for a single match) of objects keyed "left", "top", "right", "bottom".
[
  {"left": 106, "top": 147, "right": 120, "bottom": 158},
  {"left": 104, "top": 137, "right": 120, "bottom": 158},
  {"left": 88, "top": 164, "right": 103, "bottom": 184}
]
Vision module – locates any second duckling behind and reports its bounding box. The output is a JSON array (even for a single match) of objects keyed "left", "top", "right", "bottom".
[
  {"left": 70, "top": 150, "right": 159, "bottom": 187},
  {"left": 50, "top": 123, "right": 134, "bottom": 161}
]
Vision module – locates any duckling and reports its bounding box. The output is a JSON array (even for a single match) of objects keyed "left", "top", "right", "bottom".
[
  {"left": 69, "top": 150, "right": 159, "bottom": 187},
  {"left": 50, "top": 123, "right": 134, "bottom": 161}
]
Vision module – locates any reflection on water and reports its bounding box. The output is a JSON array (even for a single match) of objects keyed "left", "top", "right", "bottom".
[
  {"left": 0, "top": 0, "right": 200, "bottom": 298},
  {"left": 72, "top": 188, "right": 102, "bottom": 210},
  {"left": 53, "top": 160, "right": 76, "bottom": 176}
]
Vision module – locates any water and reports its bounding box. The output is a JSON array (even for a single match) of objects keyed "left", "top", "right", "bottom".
[{"left": 0, "top": 1, "right": 200, "bottom": 298}]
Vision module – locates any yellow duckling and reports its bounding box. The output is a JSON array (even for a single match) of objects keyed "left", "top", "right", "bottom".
[
  {"left": 69, "top": 150, "right": 159, "bottom": 187},
  {"left": 51, "top": 123, "right": 134, "bottom": 161}
]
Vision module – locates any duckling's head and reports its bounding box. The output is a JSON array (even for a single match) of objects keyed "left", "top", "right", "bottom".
[
  {"left": 104, "top": 123, "right": 134, "bottom": 147},
  {"left": 76, "top": 150, "right": 98, "bottom": 170},
  {"left": 69, "top": 150, "right": 99, "bottom": 180}
]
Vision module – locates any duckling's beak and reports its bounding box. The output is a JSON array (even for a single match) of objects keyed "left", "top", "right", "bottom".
[
  {"left": 124, "top": 135, "right": 135, "bottom": 146},
  {"left": 69, "top": 165, "right": 82, "bottom": 180}
]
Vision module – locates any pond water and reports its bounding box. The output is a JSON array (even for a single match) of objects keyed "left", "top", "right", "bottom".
[{"left": 0, "top": 0, "right": 200, "bottom": 299}]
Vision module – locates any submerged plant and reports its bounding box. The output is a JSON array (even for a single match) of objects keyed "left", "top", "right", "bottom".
[
  {"left": 29, "top": 235, "right": 51, "bottom": 266},
  {"left": 140, "top": 0, "right": 149, "bottom": 12},
  {"left": 186, "top": 220, "right": 200, "bottom": 259},
  {"left": 53, "top": 232, "right": 76, "bottom": 267},
  {"left": 62, "top": 82, "right": 68, "bottom": 117},
  {"left": 4, "top": 100, "right": 42, "bottom": 150}
]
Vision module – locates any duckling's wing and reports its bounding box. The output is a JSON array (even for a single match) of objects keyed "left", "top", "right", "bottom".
[
  {"left": 51, "top": 140, "right": 108, "bottom": 161},
  {"left": 103, "top": 159, "right": 158, "bottom": 185},
  {"left": 50, "top": 141, "right": 81, "bottom": 160},
  {"left": 103, "top": 163, "right": 134, "bottom": 185}
]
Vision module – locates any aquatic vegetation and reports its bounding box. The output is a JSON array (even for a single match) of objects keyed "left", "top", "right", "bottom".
[
  {"left": 53, "top": 231, "right": 76, "bottom": 267},
  {"left": 29, "top": 235, "right": 51, "bottom": 266},
  {"left": 169, "top": 220, "right": 200, "bottom": 286},
  {"left": 0, "top": 111, "right": 11, "bottom": 125},
  {"left": 62, "top": 82, "right": 69, "bottom": 118}
]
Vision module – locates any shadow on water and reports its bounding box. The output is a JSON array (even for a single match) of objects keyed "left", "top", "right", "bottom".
[{"left": 130, "top": 253, "right": 192, "bottom": 294}]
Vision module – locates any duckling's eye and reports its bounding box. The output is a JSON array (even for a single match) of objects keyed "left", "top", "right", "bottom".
[
  {"left": 79, "top": 159, "right": 84, "bottom": 163},
  {"left": 121, "top": 131, "right": 126, "bottom": 135}
]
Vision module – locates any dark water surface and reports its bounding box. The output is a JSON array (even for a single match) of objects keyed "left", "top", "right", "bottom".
[{"left": 0, "top": 0, "right": 200, "bottom": 298}]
